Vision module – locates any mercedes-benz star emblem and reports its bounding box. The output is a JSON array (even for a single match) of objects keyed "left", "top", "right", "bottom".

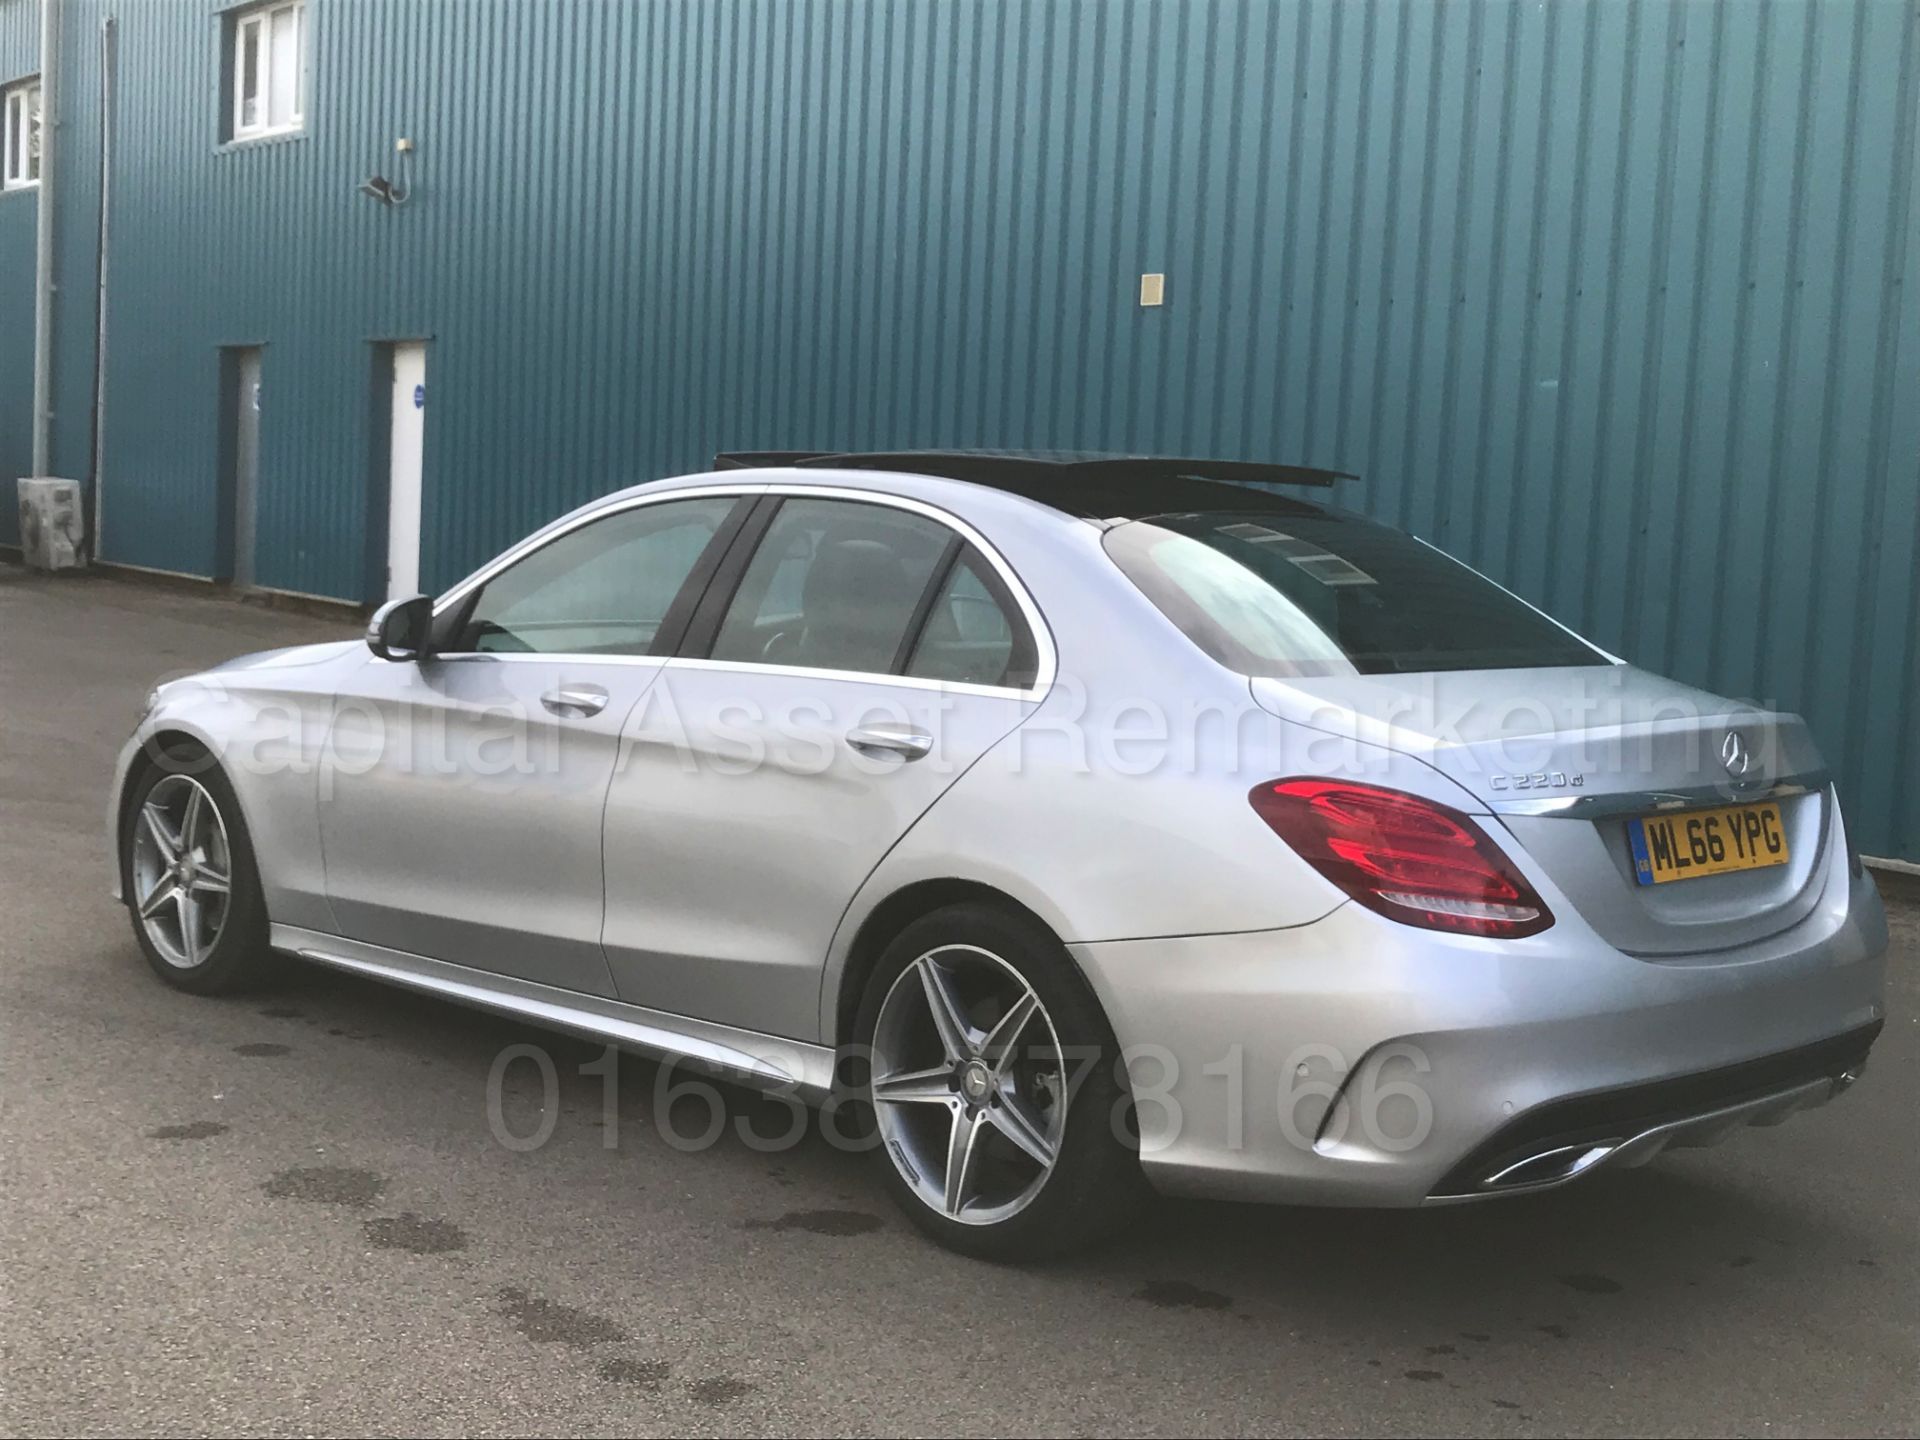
[
  {"left": 1721, "top": 730, "right": 1753, "bottom": 778},
  {"left": 960, "top": 1061, "right": 992, "bottom": 1104}
]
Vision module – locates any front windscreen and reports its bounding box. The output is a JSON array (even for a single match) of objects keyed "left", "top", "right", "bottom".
[{"left": 1104, "top": 509, "right": 1605, "bottom": 677}]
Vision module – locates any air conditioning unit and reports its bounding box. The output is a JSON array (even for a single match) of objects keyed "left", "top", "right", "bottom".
[{"left": 17, "top": 477, "right": 87, "bottom": 572}]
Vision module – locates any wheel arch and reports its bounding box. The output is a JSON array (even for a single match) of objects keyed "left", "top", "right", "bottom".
[
  {"left": 113, "top": 728, "right": 273, "bottom": 902},
  {"left": 115, "top": 729, "right": 219, "bottom": 857},
  {"left": 825, "top": 876, "right": 1076, "bottom": 1055}
]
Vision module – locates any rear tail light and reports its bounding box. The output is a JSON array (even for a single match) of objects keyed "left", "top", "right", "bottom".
[{"left": 1249, "top": 778, "right": 1554, "bottom": 938}]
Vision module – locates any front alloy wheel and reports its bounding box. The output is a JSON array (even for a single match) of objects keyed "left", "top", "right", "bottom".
[
  {"left": 129, "top": 774, "right": 234, "bottom": 968},
  {"left": 122, "top": 750, "right": 270, "bottom": 994}
]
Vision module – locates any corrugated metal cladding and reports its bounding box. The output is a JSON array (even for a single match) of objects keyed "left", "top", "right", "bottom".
[
  {"left": 0, "top": 0, "right": 1914, "bottom": 858},
  {"left": 0, "top": 0, "right": 40, "bottom": 493}
]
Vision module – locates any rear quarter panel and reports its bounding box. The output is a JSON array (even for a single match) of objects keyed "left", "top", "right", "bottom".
[{"left": 817, "top": 509, "right": 1501, "bottom": 1042}]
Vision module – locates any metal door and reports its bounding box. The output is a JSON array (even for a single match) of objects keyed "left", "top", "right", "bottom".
[
  {"left": 232, "top": 348, "right": 262, "bottom": 588},
  {"left": 386, "top": 342, "right": 427, "bottom": 599}
]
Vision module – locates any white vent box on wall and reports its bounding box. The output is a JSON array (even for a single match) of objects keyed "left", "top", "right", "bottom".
[{"left": 17, "top": 478, "right": 87, "bottom": 572}]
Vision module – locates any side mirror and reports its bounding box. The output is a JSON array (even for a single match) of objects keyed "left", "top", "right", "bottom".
[{"left": 366, "top": 594, "right": 434, "bottom": 662}]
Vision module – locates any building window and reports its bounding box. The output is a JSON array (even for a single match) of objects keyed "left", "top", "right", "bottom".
[
  {"left": 2, "top": 77, "right": 40, "bottom": 189},
  {"left": 231, "top": 0, "right": 305, "bottom": 141}
]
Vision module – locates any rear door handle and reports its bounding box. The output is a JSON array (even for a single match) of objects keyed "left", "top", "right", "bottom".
[
  {"left": 542, "top": 685, "right": 610, "bottom": 718},
  {"left": 846, "top": 725, "right": 934, "bottom": 761}
]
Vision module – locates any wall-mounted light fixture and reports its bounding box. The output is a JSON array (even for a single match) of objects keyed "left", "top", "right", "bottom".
[{"left": 358, "top": 136, "right": 416, "bottom": 206}]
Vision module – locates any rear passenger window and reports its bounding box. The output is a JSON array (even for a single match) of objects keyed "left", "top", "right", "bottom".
[
  {"left": 709, "top": 498, "right": 953, "bottom": 676},
  {"left": 904, "top": 553, "right": 1021, "bottom": 688}
]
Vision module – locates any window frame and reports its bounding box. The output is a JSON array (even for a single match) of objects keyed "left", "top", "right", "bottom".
[
  {"left": 229, "top": 0, "right": 307, "bottom": 143},
  {"left": 427, "top": 484, "right": 1053, "bottom": 698},
  {"left": 427, "top": 492, "right": 756, "bottom": 662},
  {"left": 900, "top": 545, "right": 1038, "bottom": 690},
  {"left": 2, "top": 76, "right": 41, "bottom": 191},
  {"left": 676, "top": 491, "right": 1047, "bottom": 696}
]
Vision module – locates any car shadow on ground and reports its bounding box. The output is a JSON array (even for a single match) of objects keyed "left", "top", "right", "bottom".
[{"left": 239, "top": 953, "right": 1882, "bottom": 1340}]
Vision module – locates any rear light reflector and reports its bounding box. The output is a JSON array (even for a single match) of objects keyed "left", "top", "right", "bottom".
[{"left": 1249, "top": 778, "right": 1554, "bottom": 938}]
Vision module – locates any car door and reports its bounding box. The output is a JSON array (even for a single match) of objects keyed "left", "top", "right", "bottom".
[
  {"left": 600, "top": 490, "right": 1050, "bottom": 1039},
  {"left": 320, "top": 491, "right": 750, "bottom": 996}
]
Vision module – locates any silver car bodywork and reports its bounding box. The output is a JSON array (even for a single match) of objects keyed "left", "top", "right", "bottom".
[{"left": 108, "top": 464, "right": 1889, "bottom": 1204}]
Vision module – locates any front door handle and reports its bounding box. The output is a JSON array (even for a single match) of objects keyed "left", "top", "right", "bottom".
[
  {"left": 542, "top": 685, "right": 610, "bottom": 718},
  {"left": 846, "top": 725, "right": 934, "bottom": 761}
]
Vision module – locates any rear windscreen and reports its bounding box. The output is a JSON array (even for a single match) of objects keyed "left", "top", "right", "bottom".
[{"left": 1104, "top": 509, "right": 1605, "bottom": 677}]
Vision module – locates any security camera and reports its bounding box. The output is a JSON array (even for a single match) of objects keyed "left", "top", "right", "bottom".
[{"left": 359, "top": 175, "right": 394, "bottom": 204}]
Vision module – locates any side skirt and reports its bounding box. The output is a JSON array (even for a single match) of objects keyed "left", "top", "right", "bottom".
[{"left": 271, "top": 924, "right": 837, "bottom": 1102}]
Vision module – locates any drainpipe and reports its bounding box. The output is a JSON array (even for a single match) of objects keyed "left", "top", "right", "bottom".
[
  {"left": 88, "top": 14, "right": 115, "bottom": 555},
  {"left": 30, "top": 0, "right": 61, "bottom": 477}
]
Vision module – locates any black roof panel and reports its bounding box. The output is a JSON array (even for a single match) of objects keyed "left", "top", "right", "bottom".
[{"left": 710, "top": 449, "right": 1359, "bottom": 521}]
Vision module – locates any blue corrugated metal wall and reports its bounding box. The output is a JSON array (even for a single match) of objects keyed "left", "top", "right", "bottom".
[
  {"left": 2, "top": 0, "right": 1916, "bottom": 859},
  {"left": 0, "top": 0, "right": 41, "bottom": 495}
]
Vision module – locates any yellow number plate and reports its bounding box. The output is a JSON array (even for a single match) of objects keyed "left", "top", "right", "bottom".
[{"left": 1628, "top": 802, "right": 1789, "bottom": 886}]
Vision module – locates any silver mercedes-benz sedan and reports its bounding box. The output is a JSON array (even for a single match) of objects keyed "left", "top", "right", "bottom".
[{"left": 109, "top": 451, "right": 1889, "bottom": 1258}]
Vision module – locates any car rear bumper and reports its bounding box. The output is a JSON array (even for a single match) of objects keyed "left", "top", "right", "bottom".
[
  {"left": 1070, "top": 852, "right": 1889, "bottom": 1207},
  {"left": 1424, "top": 1021, "right": 1875, "bottom": 1199}
]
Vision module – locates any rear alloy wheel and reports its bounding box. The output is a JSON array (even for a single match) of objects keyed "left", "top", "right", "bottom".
[
  {"left": 854, "top": 903, "right": 1144, "bottom": 1259},
  {"left": 122, "top": 755, "right": 271, "bottom": 994},
  {"left": 871, "top": 946, "right": 1066, "bottom": 1225}
]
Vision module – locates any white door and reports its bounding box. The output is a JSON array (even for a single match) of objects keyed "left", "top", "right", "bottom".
[
  {"left": 386, "top": 342, "right": 427, "bottom": 600},
  {"left": 232, "top": 348, "right": 263, "bottom": 589}
]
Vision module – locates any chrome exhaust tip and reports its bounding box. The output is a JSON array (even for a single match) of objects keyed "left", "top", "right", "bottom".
[{"left": 1479, "top": 1140, "right": 1620, "bottom": 1192}]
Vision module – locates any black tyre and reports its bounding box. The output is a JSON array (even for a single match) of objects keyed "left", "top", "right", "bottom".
[
  {"left": 120, "top": 748, "right": 273, "bottom": 995},
  {"left": 851, "top": 901, "right": 1146, "bottom": 1260}
]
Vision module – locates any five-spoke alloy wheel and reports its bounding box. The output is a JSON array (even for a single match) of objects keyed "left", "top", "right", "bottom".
[
  {"left": 855, "top": 902, "right": 1145, "bottom": 1259},
  {"left": 870, "top": 945, "right": 1067, "bottom": 1225},
  {"left": 121, "top": 749, "right": 270, "bottom": 994},
  {"left": 129, "top": 774, "right": 235, "bottom": 969}
]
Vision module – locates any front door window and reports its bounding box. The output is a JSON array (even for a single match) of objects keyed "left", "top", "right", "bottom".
[{"left": 451, "top": 496, "right": 738, "bottom": 656}]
